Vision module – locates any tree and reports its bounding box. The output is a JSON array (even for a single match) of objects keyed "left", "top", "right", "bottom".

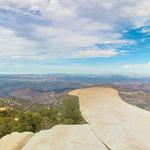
[
  {"left": 60, "top": 96, "right": 86, "bottom": 124},
  {"left": 0, "top": 117, "right": 13, "bottom": 137},
  {"left": 19, "top": 112, "right": 42, "bottom": 132}
]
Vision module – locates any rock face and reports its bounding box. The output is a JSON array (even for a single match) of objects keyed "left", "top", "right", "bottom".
[
  {"left": 69, "top": 87, "right": 150, "bottom": 150},
  {"left": 1, "top": 87, "right": 150, "bottom": 150},
  {"left": 22, "top": 125, "right": 107, "bottom": 150},
  {"left": 0, "top": 132, "right": 33, "bottom": 150}
]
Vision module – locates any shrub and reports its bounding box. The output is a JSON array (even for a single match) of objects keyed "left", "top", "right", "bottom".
[
  {"left": 60, "top": 96, "right": 86, "bottom": 124},
  {"left": 0, "top": 95, "right": 86, "bottom": 138}
]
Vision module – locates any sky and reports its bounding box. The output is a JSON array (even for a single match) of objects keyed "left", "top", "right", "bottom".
[{"left": 0, "top": 0, "right": 150, "bottom": 75}]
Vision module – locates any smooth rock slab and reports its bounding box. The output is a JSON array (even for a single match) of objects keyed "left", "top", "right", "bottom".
[
  {"left": 0, "top": 132, "right": 33, "bottom": 150},
  {"left": 2, "top": 87, "right": 150, "bottom": 150},
  {"left": 69, "top": 87, "right": 150, "bottom": 150},
  {"left": 22, "top": 125, "right": 108, "bottom": 150}
]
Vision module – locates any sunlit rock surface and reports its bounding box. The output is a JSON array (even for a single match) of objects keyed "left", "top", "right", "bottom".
[
  {"left": 22, "top": 125, "right": 107, "bottom": 150},
  {"left": 0, "top": 132, "right": 33, "bottom": 150},
  {"left": 69, "top": 87, "right": 150, "bottom": 150},
  {"left": 1, "top": 87, "right": 150, "bottom": 150}
]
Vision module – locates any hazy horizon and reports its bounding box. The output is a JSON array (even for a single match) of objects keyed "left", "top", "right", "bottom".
[{"left": 0, "top": 73, "right": 150, "bottom": 78}]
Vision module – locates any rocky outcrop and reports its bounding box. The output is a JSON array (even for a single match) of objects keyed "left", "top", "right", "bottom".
[
  {"left": 0, "top": 132, "right": 33, "bottom": 150},
  {"left": 1, "top": 87, "right": 150, "bottom": 150},
  {"left": 69, "top": 87, "right": 150, "bottom": 150},
  {"left": 22, "top": 125, "right": 108, "bottom": 150}
]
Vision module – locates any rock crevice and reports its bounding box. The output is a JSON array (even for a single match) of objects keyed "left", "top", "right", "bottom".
[{"left": 1, "top": 87, "right": 150, "bottom": 150}]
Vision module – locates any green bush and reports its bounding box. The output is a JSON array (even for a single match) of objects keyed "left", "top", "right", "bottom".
[
  {"left": 19, "top": 112, "right": 42, "bottom": 132},
  {"left": 60, "top": 96, "right": 86, "bottom": 124},
  {"left": 0, "top": 95, "right": 86, "bottom": 138}
]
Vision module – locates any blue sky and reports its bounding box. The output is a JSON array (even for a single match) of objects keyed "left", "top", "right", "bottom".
[{"left": 0, "top": 0, "right": 150, "bottom": 75}]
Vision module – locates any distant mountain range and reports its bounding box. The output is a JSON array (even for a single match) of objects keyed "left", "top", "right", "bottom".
[{"left": 0, "top": 74, "right": 150, "bottom": 110}]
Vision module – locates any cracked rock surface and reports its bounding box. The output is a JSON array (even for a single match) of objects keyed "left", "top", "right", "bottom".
[
  {"left": 1, "top": 87, "right": 150, "bottom": 150},
  {"left": 0, "top": 132, "right": 33, "bottom": 150},
  {"left": 22, "top": 124, "right": 108, "bottom": 150}
]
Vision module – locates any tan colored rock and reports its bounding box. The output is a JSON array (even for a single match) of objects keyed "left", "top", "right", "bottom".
[
  {"left": 0, "top": 132, "right": 33, "bottom": 150},
  {"left": 69, "top": 87, "right": 150, "bottom": 150},
  {"left": 22, "top": 124, "right": 108, "bottom": 150},
  {"left": 2, "top": 87, "right": 150, "bottom": 150},
  {"left": 0, "top": 107, "right": 7, "bottom": 112}
]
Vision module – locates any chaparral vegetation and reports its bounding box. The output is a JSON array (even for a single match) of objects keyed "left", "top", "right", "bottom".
[{"left": 0, "top": 95, "right": 86, "bottom": 138}]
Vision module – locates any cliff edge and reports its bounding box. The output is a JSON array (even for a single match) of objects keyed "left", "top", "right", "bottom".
[{"left": 1, "top": 87, "right": 150, "bottom": 150}]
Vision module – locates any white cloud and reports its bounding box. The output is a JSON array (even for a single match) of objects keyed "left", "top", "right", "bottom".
[
  {"left": 141, "top": 28, "right": 150, "bottom": 34},
  {"left": 33, "top": 24, "right": 133, "bottom": 55},
  {"left": 0, "top": 26, "right": 37, "bottom": 57},
  {"left": 122, "top": 62, "right": 150, "bottom": 69},
  {"left": 122, "top": 65, "right": 133, "bottom": 69},
  {"left": 0, "top": 0, "right": 148, "bottom": 61},
  {"left": 79, "top": 49, "right": 118, "bottom": 58},
  {"left": 121, "top": 0, "right": 150, "bottom": 27},
  {"left": 0, "top": 0, "right": 149, "bottom": 26}
]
